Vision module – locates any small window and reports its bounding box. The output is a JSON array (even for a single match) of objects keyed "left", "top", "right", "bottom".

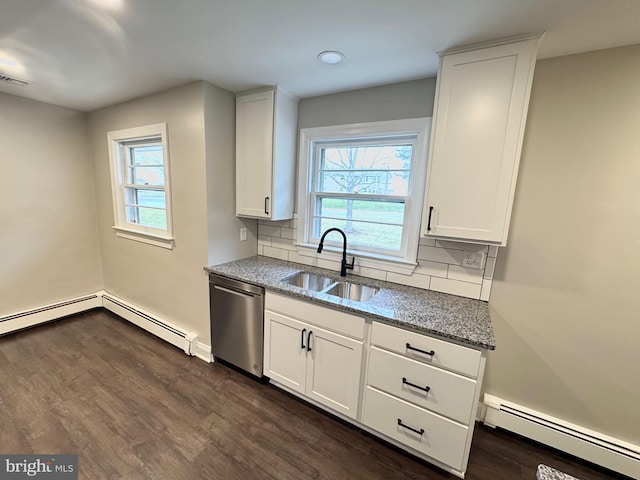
[
  {"left": 298, "top": 119, "right": 430, "bottom": 266},
  {"left": 107, "top": 123, "right": 173, "bottom": 248}
]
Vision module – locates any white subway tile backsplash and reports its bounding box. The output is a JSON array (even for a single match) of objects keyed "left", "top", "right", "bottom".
[
  {"left": 262, "top": 246, "right": 288, "bottom": 260},
  {"left": 258, "top": 235, "right": 272, "bottom": 246},
  {"left": 447, "top": 265, "right": 484, "bottom": 284},
  {"left": 317, "top": 258, "right": 341, "bottom": 273},
  {"left": 258, "top": 224, "right": 281, "bottom": 237},
  {"left": 418, "top": 245, "right": 464, "bottom": 265},
  {"left": 280, "top": 227, "right": 295, "bottom": 240},
  {"left": 287, "top": 251, "right": 317, "bottom": 267},
  {"left": 258, "top": 220, "right": 498, "bottom": 301},
  {"left": 386, "top": 272, "right": 431, "bottom": 290},
  {"left": 415, "top": 260, "right": 448, "bottom": 278},
  {"left": 435, "top": 240, "right": 489, "bottom": 253},
  {"left": 271, "top": 237, "right": 296, "bottom": 251},
  {"left": 419, "top": 237, "right": 436, "bottom": 247},
  {"left": 430, "top": 277, "right": 481, "bottom": 299},
  {"left": 480, "top": 279, "right": 493, "bottom": 302}
]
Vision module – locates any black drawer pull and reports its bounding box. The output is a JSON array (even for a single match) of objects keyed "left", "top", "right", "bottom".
[
  {"left": 402, "top": 377, "right": 431, "bottom": 394},
  {"left": 427, "top": 205, "right": 434, "bottom": 231},
  {"left": 307, "top": 330, "right": 313, "bottom": 352},
  {"left": 264, "top": 196, "right": 270, "bottom": 215},
  {"left": 300, "top": 328, "right": 306, "bottom": 349},
  {"left": 397, "top": 418, "right": 424, "bottom": 436},
  {"left": 406, "top": 343, "right": 435, "bottom": 357}
]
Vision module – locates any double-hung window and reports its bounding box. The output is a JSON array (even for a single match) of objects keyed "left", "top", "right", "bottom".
[
  {"left": 298, "top": 118, "right": 430, "bottom": 268},
  {"left": 107, "top": 123, "right": 174, "bottom": 248}
]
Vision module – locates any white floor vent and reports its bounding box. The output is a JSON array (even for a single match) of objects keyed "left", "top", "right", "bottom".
[
  {"left": 484, "top": 394, "right": 639, "bottom": 479},
  {"left": 0, "top": 294, "right": 102, "bottom": 336},
  {"left": 101, "top": 293, "right": 197, "bottom": 356}
]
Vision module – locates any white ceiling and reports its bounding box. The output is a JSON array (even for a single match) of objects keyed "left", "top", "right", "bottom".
[{"left": 1, "top": 0, "right": 639, "bottom": 112}]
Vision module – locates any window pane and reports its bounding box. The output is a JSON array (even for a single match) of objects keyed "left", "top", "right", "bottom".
[
  {"left": 130, "top": 145, "right": 163, "bottom": 166},
  {"left": 317, "top": 198, "right": 405, "bottom": 226},
  {"left": 318, "top": 144, "right": 412, "bottom": 196},
  {"left": 126, "top": 205, "right": 167, "bottom": 230},
  {"left": 128, "top": 166, "right": 165, "bottom": 186},
  {"left": 136, "top": 189, "right": 166, "bottom": 209},
  {"left": 314, "top": 217, "right": 402, "bottom": 251}
]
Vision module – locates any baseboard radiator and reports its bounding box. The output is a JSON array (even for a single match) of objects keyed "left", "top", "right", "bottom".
[
  {"left": 0, "top": 294, "right": 102, "bottom": 336},
  {"left": 101, "top": 293, "right": 198, "bottom": 356},
  {"left": 484, "top": 394, "right": 640, "bottom": 478}
]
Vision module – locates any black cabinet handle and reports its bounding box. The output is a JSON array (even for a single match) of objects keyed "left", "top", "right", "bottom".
[
  {"left": 307, "top": 330, "right": 313, "bottom": 352},
  {"left": 397, "top": 418, "right": 424, "bottom": 436},
  {"left": 264, "top": 196, "right": 270, "bottom": 215},
  {"left": 402, "top": 377, "right": 431, "bottom": 394},
  {"left": 406, "top": 343, "right": 435, "bottom": 357},
  {"left": 427, "top": 206, "right": 434, "bottom": 231},
  {"left": 300, "top": 328, "right": 306, "bottom": 349}
]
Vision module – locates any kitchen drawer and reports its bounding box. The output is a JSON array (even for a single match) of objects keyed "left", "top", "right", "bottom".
[
  {"left": 367, "top": 346, "right": 477, "bottom": 424},
  {"left": 363, "top": 386, "right": 468, "bottom": 471},
  {"left": 371, "top": 322, "right": 481, "bottom": 378},
  {"left": 266, "top": 292, "right": 365, "bottom": 339}
]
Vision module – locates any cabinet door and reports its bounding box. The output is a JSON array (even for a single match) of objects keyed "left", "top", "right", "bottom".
[
  {"left": 305, "top": 326, "right": 363, "bottom": 419},
  {"left": 263, "top": 311, "right": 307, "bottom": 394},
  {"left": 236, "top": 90, "right": 274, "bottom": 218},
  {"left": 424, "top": 38, "right": 539, "bottom": 244}
]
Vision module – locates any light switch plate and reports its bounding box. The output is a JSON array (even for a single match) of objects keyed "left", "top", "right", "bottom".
[
  {"left": 240, "top": 227, "right": 247, "bottom": 241},
  {"left": 462, "top": 251, "right": 485, "bottom": 270}
]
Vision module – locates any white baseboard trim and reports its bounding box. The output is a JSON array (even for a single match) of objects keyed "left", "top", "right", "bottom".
[
  {"left": 483, "top": 394, "right": 639, "bottom": 478},
  {"left": 192, "top": 341, "right": 212, "bottom": 363},
  {"left": 0, "top": 294, "right": 102, "bottom": 336},
  {"left": 99, "top": 291, "right": 199, "bottom": 356}
]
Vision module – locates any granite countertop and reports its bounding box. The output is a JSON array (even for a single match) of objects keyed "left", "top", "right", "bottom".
[
  {"left": 206, "top": 256, "right": 495, "bottom": 350},
  {"left": 537, "top": 465, "right": 579, "bottom": 480}
]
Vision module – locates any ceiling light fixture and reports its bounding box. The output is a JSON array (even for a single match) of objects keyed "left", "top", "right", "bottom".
[{"left": 318, "top": 51, "right": 344, "bottom": 65}]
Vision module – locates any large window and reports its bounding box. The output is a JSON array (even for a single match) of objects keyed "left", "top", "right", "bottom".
[
  {"left": 107, "top": 123, "right": 173, "bottom": 248},
  {"left": 298, "top": 119, "right": 430, "bottom": 266}
]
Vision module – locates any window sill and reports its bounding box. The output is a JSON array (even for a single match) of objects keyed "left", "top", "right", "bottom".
[
  {"left": 112, "top": 226, "right": 175, "bottom": 249},
  {"left": 295, "top": 243, "right": 417, "bottom": 275}
]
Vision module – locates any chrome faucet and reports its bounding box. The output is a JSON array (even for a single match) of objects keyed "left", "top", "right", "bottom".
[{"left": 317, "top": 228, "right": 355, "bottom": 277}]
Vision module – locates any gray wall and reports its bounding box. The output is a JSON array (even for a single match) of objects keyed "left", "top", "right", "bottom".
[
  {"left": 0, "top": 93, "right": 102, "bottom": 315},
  {"left": 486, "top": 44, "right": 640, "bottom": 444},
  {"left": 298, "top": 78, "right": 436, "bottom": 128}
]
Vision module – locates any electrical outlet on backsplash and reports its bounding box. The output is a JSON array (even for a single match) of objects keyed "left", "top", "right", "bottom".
[{"left": 256, "top": 216, "right": 497, "bottom": 301}]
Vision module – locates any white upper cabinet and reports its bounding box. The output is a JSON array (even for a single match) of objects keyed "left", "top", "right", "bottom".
[
  {"left": 422, "top": 35, "right": 542, "bottom": 245},
  {"left": 235, "top": 88, "right": 297, "bottom": 220}
]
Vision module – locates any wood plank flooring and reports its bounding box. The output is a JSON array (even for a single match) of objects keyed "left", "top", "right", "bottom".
[{"left": 0, "top": 310, "right": 627, "bottom": 480}]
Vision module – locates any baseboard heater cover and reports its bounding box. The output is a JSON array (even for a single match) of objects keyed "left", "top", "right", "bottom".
[
  {"left": 101, "top": 293, "right": 197, "bottom": 356},
  {"left": 483, "top": 394, "right": 639, "bottom": 479},
  {"left": 0, "top": 294, "right": 101, "bottom": 335}
]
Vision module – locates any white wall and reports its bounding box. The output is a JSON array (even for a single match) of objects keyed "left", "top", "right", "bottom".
[
  {"left": 87, "top": 82, "right": 211, "bottom": 344},
  {"left": 485, "top": 45, "right": 640, "bottom": 444},
  {"left": 0, "top": 93, "right": 102, "bottom": 315},
  {"left": 203, "top": 82, "right": 257, "bottom": 266}
]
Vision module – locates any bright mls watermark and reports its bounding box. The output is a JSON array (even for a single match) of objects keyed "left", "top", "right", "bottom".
[{"left": 0, "top": 455, "right": 77, "bottom": 479}]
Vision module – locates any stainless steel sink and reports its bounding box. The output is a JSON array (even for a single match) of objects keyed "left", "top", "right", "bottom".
[
  {"left": 324, "top": 282, "right": 379, "bottom": 302},
  {"left": 283, "top": 272, "right": 334, "bottom": 291}
]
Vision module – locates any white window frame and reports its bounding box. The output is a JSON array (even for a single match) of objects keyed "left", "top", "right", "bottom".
[
  {"left": 296, "top": 118, "right": 431, "bottom": 274},
  {"left": 107, "top": 123, "right": 174, "bottom": 249}
]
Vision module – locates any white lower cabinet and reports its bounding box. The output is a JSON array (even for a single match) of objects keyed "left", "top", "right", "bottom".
[
  {"left": 363, "top": 386, "right": 469, "bottom": 471},
  {"left": 263, "top": 293, "right": 486, "bottom": 478},
  {"left": 264, "top": 294, "right": 364, "bottom": 419},
  {"left": 363, "top": 322, "right": 486, "bottom": 477}
]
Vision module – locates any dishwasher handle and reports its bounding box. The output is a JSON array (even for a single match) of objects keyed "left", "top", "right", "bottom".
[{"left": 213, "top": 284, "right": 260, "bottom": 298}]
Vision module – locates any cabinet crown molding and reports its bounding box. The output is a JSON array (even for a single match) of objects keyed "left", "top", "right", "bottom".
[{"left": 438, "top": 32, "right": 545, "bottom": 57}]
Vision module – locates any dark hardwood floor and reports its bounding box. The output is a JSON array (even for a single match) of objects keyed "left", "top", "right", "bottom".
[{"left": 0, "top": 310, "right": 627, "bottom": 480}]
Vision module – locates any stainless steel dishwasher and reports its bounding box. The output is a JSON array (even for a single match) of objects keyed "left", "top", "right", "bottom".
[{"left": 209, "top": 273, "right": 264, "bottom": 378}]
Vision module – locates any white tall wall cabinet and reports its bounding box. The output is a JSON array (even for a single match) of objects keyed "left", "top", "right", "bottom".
[
  {"left": 423, "top": 34, "right": 543, "bottom": 245},
  {"left": 235, "top": 87, "right": 297, "bottom": 220}
]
